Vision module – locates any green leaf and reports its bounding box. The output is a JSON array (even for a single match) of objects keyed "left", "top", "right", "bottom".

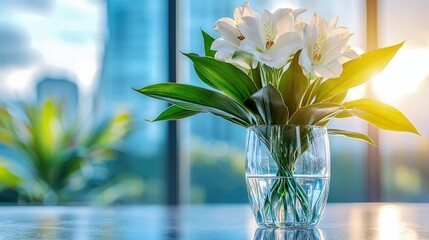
[
  {"left": 278, "top": 51, "right": 309, "bottom": 115},
  {"left": 328, "top": 129, "right": 375, "bottom": 145},
  {"left": 250, "top": 64, "right": 262, "bottom": 89},
  {"left": 0, "top": 129, "right": 14, "bottom": 145},
  {"left": 316, "top": 42, "right": 404, "bottom": 102},
  {"left": 201, "top": 30, "right": 216, "bottom": 58},
  {"left": 288, "top": 103, "right": 343, "bottom": 125},
  {"left": 338, "top": 98, "right": 420, "bottom": 134},
  {"left": 327, "top": 91, "right": 348, "bottom": 104},
  {"left": 244, "top": 84, "right": 289, "bottom": 125},
  {"left": 194, "top": 65, "right": 219, "bottom": 90},
  {"left": 135, "top": 83, "right": 254, "bottom": 127},
  {"left": 0, "top": 107, "right": 13, "bottom": 129},
  {"left": 0, "top": 160, "right": 21, "bottom": 188},
  {"left": 150, "top": 105, "right": 200, "bottom": 122},
  {"left": 183, "top": 53, "right": 258, "bottom": 103},
  {"left": 301, "top": 77, "right": 323, "bottom": 106}
]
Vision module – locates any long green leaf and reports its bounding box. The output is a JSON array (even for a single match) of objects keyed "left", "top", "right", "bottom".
[
  {"left": 0, "top": 159, "right": 21, "bottom": 187},
  {"left": 201, "top": 30, "right": 216, "bottom": 58},
  {"left": 135, "top": 83, "right": 254, "bottom": 126},
  {"left": 0, "top": 129, "right": 14, "bottom": 145},
  {"left": 327, "top": 91, "right": 348, "bottom": 104},
  {"left": 301, "top": 77, "right": 323, "bottom": 106},
  {"left": 194, "top": 65, "right": 219, "bottom": 90},
  {"left": 245, "top": 84, "right": 289, "bottom": 125},
  {"left": 150, "top": 105, "right": 200, "bottom": 122},
  {"left": 250, "top": 64, "right": 262, "bottom": 89},
  {"left": 338, "top": 98, "right": 419, "bottom": 134},
  {"left": 328, "top": 129, "right": 375, "bottom": 145},
  {"left": 0, "top": 107, "right": 13, "bottom": 129},
  {"left": 316, "top": 42, "right": 404, "bottom": 102},
  {"left": 153, "top": 105, "right": 249, "bottom": 128},
  {"left": 183, "top": 53, "right": 258, "bottom": 103},
  {"left": 278, "top": 51, "right": 309, "bottom": 114},
  {"left": 288, "top": 103, "right": 343, "bottom": 125}
]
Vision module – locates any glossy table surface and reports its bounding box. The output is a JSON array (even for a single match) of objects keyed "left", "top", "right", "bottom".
[{"left": 0, "top": 203, "right": 428, "bottom": 240}]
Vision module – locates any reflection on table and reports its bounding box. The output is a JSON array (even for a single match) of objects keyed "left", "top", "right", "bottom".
[{"left": 0, "top": 203, "right": 428, "bottom": 239}]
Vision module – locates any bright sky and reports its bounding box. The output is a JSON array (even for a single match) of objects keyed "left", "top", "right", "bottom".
[{"left": 0, "top": 0, "right": 104, "bottom": 100}]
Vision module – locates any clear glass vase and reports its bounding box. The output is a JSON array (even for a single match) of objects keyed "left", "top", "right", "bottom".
[
  {"left": 246, "top": 125, "right": 330, "bottom": 228},
  {"left": 253, "top": 227, "right": 323, "bottom": 240}
]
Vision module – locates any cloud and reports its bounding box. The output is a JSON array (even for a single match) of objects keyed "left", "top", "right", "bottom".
[
  {"left": 1, "top": 0, "right": 53, "bottom": 12},
  {"left": 0, "top": 25, "right": 38, "bottom": 69}
]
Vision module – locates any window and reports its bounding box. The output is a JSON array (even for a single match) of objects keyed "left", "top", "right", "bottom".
[
  {"left": 377, "top": 0, "right": 429, "bottom": 201},
  {"left": 178, "top": 0, "right": 368, "bottom": 203},
  {"left": 0, "top": 0, "right": 427, "bottom": 204}
]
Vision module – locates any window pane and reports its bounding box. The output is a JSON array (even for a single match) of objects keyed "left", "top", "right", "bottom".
[
  {"left": 178, "top": 0, "right": 367, "bottom": 203},
  {"left": 96, "top": 0, "right": 169, "bottom": 203},
  {"left": 0, "top": 0, "right": 168, "bottom": 204},
  {"left": 378, "top": 0, "right": 429, "bottom": 201}
]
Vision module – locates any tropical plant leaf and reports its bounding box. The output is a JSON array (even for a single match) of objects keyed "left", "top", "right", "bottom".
[
  {"left": 53, "top": 147, "right": 84, "bottom": 189},
  {"left": 183, "top": 53, "right": 258, "bottom": 103},
  {"left": 338, "top": 98, "right": 420, "bottom": 134},
  {"left": 301, "top": 77, "right": 323, "bottom": 106},
  {"left": 150, "top": 105, "right": 201, "bottom": 122},
  {"left": 327, "top": 91, "right": 348, "bottom": 104},
  {"left": 250, "top": 64, "right": 262, "bottom": 89},
  {"left": 316, "top": 42, "right": 404, "bottom": 102},
  {"left": 153, "top": 105, "right": 249, "bottom": 128},
  {"left": 194, "top": 65, "right": 219, "bottom": 90},
  {"left": 278, "top": 51, "right": 309, "bottom": 114},
  {"left": 0, "top": 129, "right": 14, "bottom": 145},
  {"left": 0, "top": 107, "right": 13, "bottom": 129},
  {"left": 98, "top": 112, "right": 131, "bottom": 146},
  {"left": 288, "top": 103, "right": 343, "bottom": 125},
  {"left": 0, "top": 160, "right": 21, "bottom": 188},
  {"left": 245, "top": 84, "right": 289, "bottom": 125},
  {"left": 135, "top": 83, "right": 254, "bottom": 126},
  {"left": 201, "top": 30, "right": 216, "bottom": 58},
  {"left": 328, "top": 129, "right": 375, "bottom": 145}
]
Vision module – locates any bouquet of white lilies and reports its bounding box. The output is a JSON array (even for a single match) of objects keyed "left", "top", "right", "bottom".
[
  {"left": 212, "top": 2, "right": 358, "bottom": 79},
  {"left": 137, "top": 1, "right": 417, "bottom": 138},
  {"left": 136, "top": 2, "right": 418, "bottom": 225}
]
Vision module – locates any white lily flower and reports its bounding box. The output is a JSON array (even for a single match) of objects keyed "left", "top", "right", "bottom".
[
  {"left": 238, "top": 8, "right": 304, "bottom": 69},
  {"left": 299, "top": 14, "right": 359, "bottom": 79},
  {"left": 211, "top": 1, "right": 258, "bottom": 69}
]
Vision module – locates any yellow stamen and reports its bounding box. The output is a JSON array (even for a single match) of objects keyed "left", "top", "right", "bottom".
[
  {"left": 266, "top": 40, "right": 274, "bottom": 50},
  {"left": 313, "top": 33, "right": 326, "bottom": 63},
  {"left": 313, "top": 53, "right": 321, "bottom": 62},
  {"left": 264, "top": 20, "right": 275, "bottom": 50}
]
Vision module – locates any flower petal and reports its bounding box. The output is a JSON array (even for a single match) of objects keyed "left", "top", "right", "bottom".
[
  {"left": 239, "top": 15, "right": 265, "bottom": 51},
  {"left": 264, "top": 32, "right": 302, "bottom": 68},
  {"left": 214, "top": 18, "right": 241, "bottom": 47},
  {"left": 211, "top": 38, "right": 236, "bottom": 54},
  {"left": 313, "top": 60, "right": 343, "bottom": 78},
  {"left": 234, "top": 1, "right": 258, "bottom": 21},
  {"left": 299, "top": 47, "right": 314, "bottom": 77}
]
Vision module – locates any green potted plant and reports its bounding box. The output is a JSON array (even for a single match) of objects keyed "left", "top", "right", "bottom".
[{"left": 0, "top": 100, "right": 143, "bottom": 204}]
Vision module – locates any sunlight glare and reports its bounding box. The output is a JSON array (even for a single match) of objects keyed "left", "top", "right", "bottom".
[
  {"left": 4, "top": 68, "right": 38, "bottom": 98},
  {"left": 378, "top": 205, "right": 418, "bottom": 240},
  {"left": 371, "top": 48, "right": 429, "bottom": 104}
]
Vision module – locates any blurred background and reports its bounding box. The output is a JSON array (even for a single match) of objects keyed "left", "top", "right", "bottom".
[{"left": 0, "top": 0, "right": 428, "bottom": 205}]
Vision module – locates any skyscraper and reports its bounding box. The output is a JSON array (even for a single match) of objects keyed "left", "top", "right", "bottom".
[{"left": 95, "top": 0, "right": 169, "bottom": 202}]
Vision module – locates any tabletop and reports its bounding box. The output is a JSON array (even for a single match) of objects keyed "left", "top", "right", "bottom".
[{"left": 0, "top": 203, "right": 428, "bottom": 240}]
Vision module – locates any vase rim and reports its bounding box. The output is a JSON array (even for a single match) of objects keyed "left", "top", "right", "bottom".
[{"left": 247, "top": 124, "right": 326, "bottom": 130}]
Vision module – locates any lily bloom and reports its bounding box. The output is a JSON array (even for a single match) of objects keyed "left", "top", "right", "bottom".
[
  {"left": 238, "top": 8, "right": 304, "bottom": 69},
  {"left": 211, "top": 1, "right": 258, "bottom": 69},
  {"left": 299, "top": 14, "right": 359, "bottom": 79}
]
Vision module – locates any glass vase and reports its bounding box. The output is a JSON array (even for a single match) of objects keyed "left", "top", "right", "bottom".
[{"left": 245, "top": 125, "right": 330, "bottom": 228}]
